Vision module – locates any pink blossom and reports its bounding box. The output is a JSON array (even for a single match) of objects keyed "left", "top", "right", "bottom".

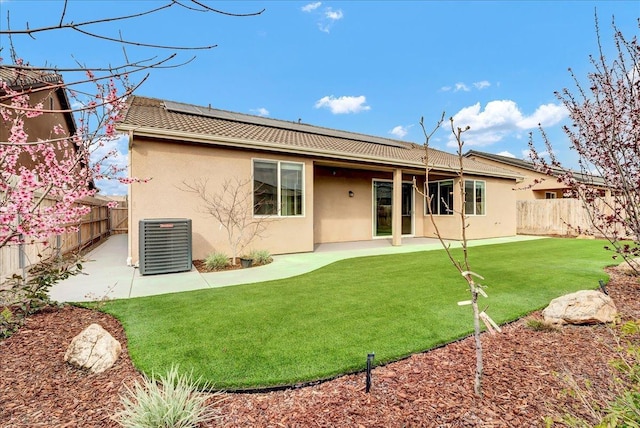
[{"left": 1, "top": 65, "right": 146, "bottom": 249}]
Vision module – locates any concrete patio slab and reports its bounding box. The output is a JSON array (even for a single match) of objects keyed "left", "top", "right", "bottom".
[{"left": 49, "top": 233, "right": 545, "bottom": 303}]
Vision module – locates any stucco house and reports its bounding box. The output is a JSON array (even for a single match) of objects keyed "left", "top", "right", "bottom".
[
  {"left": 116, "top": 96, "right": 523, "bottom": 265},
  {"left": 0, "top": 67, "right": 98, "bottom": 281},
  {"left": 0, "top": 67, "right": 79, "bottom": 171},
  {"left": 465, "top": 150, "right": 614, "bottom": 237},
  {"left": 464, "top": 150, "right": 608, "bottom": 200}
]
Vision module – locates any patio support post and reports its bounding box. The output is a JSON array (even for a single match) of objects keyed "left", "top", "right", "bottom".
[{"left": 392, "top": 168, "right": 402, "bottom": 246}]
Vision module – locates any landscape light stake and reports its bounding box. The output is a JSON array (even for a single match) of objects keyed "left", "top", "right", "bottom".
[
  {"left": 365, "top": 353, "right": 375, "bottom": 393},
  {"left": 599, "top": 279, "right": 608, "bottom": 295}
]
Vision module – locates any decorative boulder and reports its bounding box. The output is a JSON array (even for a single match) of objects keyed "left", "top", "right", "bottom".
[
  {"left": 64, "top": 323, "right": 122, "bottom": 374},
  {"left": 542, "top": 290, "right": 617, "bottom": 325}
]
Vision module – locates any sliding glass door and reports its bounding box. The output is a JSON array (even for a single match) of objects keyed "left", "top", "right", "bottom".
[{"left": 373, "top": 181, "right": 413, "bottom": 237}]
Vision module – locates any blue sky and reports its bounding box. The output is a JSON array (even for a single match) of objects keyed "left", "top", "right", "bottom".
[{"left": 1, "top": 1, "right": 638, "bottom": 194}]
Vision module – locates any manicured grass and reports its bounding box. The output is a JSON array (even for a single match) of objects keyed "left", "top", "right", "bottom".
[{"left": 101, "top": 238, "right": 614, "bottom": 390}]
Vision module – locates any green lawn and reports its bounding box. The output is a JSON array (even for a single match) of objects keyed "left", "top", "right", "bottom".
[{"left": 101, "top": 238, "right": 614, "bottom": 390}]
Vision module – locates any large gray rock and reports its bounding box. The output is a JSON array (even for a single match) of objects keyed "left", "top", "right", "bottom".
[
  {"left": 64, "top": 323, "right": 121, "bottom": 373},
  {"left": 542, "top": 290, "right": 617, "bottom": 325}
]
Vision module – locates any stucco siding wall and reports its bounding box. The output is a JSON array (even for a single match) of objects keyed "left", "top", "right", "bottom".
[
  {"left": 422, "top": 176, "right": 517, "bottom": 240},
  {"left": 129, "top": 138, "right": 314, "bottom": 264},
  {"left": 314, "top": 167, "right": 425, "bottom": 243},
  {"left": 314, "top": 166, "right": 378, "bottom": 243},
  {"left": 0, "top": 90, "right": 74, "bottom": 170}
]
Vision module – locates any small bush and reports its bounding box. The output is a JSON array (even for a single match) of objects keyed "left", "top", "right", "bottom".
[
  {"left": 526, "top": 318, "right": 559, "bottom": 332},
  {"left": 0, "top": 255, "right": 81, "bottom": 339},
  {"left": 248, "top": 249, "right": 272, "bottom": 265},
  {"left": 114, "top": 365, "right": 219, "bottom": 428},
  {"left": 204, "top": 251, "right": 230, "bottom": 271}
]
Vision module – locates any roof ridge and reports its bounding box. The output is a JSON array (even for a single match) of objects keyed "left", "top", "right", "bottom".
[
  {"left": 118, "top": 96, "right": 524, "bottom": 180},
  {"left": 133, "top": 95, "right": 413, "bottom": 150}
]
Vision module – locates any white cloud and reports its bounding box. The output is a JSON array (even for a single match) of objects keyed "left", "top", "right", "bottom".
[
  {"left": 301, "top": 2, "right": 322, "bottom": 12},
  {"left": 314, "top": 95, "right": 370, "bottom": 114},
  {"left": 303, "top": 5, "right": 342, "bottom": 33},
  {"left": 250, "top": 107, "right": 269, "bottom": 116},
  {"left": 629, "top": 64, "right": 640, "bottom": 84},
  {"left": 497, "top": 151, "right": 515, "bottom": 158},
  {"left": 516, "top": 103, "right": 568, "bottom": 129},
  {"left": 318, "top": 7, "right": 344, "bottom": 33},
  {"left": 447, "top": 100, "right": 568, "bottom": 148},
  {"left": 91, "top": 133, "right": 129, "bottom": 195},
  {"left": 325, "top": 7, "right": 344, "bottom": 20},
  {"left": 442, "top": 81, "right": 491, "bottom": 92},
  {"left": 389, "top": 125, "right": 410, "bottom": 138},
  {"left": 522, "top": 148, "right": 550, "bottom": 160}
]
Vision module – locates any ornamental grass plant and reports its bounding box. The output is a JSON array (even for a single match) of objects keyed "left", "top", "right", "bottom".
[{"left": 114, "top": 365, "right": 220, "bottom": 428}]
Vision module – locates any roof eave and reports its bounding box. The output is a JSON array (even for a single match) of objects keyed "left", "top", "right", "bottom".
[{"left": 116, "top": 124, "right": 521, "bottom": 180}]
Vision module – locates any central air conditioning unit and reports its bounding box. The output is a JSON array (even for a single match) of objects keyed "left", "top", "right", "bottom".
[{"left": 139, "top": 218, "right": 192, "bottom": 275}]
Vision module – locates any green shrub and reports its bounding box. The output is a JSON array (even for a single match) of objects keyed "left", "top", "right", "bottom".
[
  {"left": 204, "top": 251, "right": 229, "bottom": 271},
  {"left": 525, "top": 318, "right": 559, "bottom": 332},
  {"left": 0, "top": 255, "right": 81, "bottom": 339},
  {"left": 114, "top": 365, "right": 219, "bottom": 428},
  {"left": 248, "top": 249, "right": 272, "bottom": 265}
]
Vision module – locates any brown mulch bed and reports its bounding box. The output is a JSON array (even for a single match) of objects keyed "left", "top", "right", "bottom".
[
  {"left": 1, "top": 268, "right": 638, "bottom": 428},
  {"left": 192, "top": 259, "right": 270, "bottom": 273}
]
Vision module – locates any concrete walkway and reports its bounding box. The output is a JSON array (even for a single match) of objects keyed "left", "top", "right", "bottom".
[{"left": 49, "top": 233, "right": 544, "bottom": 303}]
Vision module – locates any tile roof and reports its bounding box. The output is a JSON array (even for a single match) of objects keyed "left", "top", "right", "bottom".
[
  {"left": 465, "top": 150, "right": 606, "bottom": 187},
  {"left": 0, "top": 67, "right": 62, "bottom": 90},
  {"left": 116, "top": 96, "right": 522, "bottom": 179}
]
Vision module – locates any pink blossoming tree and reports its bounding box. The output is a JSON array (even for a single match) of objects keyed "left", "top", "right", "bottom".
[
  {"left": 0, "top": 1, "right": 262, "bottom": 251},
  {"left": 0, "top": 66, "right": 137, "bottom": 249},
  {"left": 529, "top": 15, "right": 639, "bottom": 267}
]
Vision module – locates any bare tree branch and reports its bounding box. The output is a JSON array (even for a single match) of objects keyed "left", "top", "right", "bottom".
[{"left": 179, "top": 177, "right": 274, "bottom": 265}]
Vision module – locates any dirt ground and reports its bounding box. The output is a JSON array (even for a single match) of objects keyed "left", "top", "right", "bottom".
[{"left": 1, "top": 267, "right": 637, "bottom": 427}]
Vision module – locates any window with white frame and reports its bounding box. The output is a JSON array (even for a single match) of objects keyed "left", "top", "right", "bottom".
[
  {"left": 464, "top": 180, "right": 486, "bottom": 215},
  {"left": 253, "top": 159, "right": 304, "bottom": 216},
  {"left": 425, "top": 179, "right": 454, "bottom": 215}
]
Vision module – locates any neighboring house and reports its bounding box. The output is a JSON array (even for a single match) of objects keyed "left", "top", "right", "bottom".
[
  {"left": 0, "top": 67, "right": 94, "bottom": 282},
  {"left": 465, "top": 150, "right": 613, "bottom": 237},
  {"left": 0, "top": 67, "right": 78, "bottom": 168},
  {"left": 116, "top": 96, "right": 523, "bottom": 265},
  {"left": 464, "top": 150, "right": 609, "bottom": 200}
]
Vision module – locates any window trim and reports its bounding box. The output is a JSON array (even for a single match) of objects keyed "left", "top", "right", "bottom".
[
  {"left": 424, "top": 179, "right": 454, "bottom": 216},
  {"left": 464, "top": 179, "right": 486, "bottom": 216},
  {"left": 252, "top": 158, "right": 305, "bottom": 218},
  {"left": 545, "top": 191, "right": 557, "bottom": 199}
]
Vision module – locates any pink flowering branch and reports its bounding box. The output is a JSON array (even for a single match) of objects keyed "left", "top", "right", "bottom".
[
  {"left": 0, "top": 66, "right": 150, "bottom": 249},
  {"left": 529, "top": 14, "right": 640, "bottom": 267}
]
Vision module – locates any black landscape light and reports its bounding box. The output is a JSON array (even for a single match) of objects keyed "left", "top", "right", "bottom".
[
  {"left": 365, "top": 352, "right": 375, "bottom": 393},
  {"left": 599, "top": 279, "right": 608, "bottom": 295}
]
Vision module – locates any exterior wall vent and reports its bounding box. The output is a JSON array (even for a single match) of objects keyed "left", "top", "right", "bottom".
[{"left": 139, "top": 218, "right": 192, "bottom": 275}]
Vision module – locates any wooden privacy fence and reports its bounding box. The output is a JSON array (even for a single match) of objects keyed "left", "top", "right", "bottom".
[
  {"left": 517, "top": 198, "right": 622, "bottom": 237},
  {"left": 110, "top": 200, "right": 128, "bottom": 234},
  {"left": 1, "top": 195, "right": 128, "bottom": 283}
]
